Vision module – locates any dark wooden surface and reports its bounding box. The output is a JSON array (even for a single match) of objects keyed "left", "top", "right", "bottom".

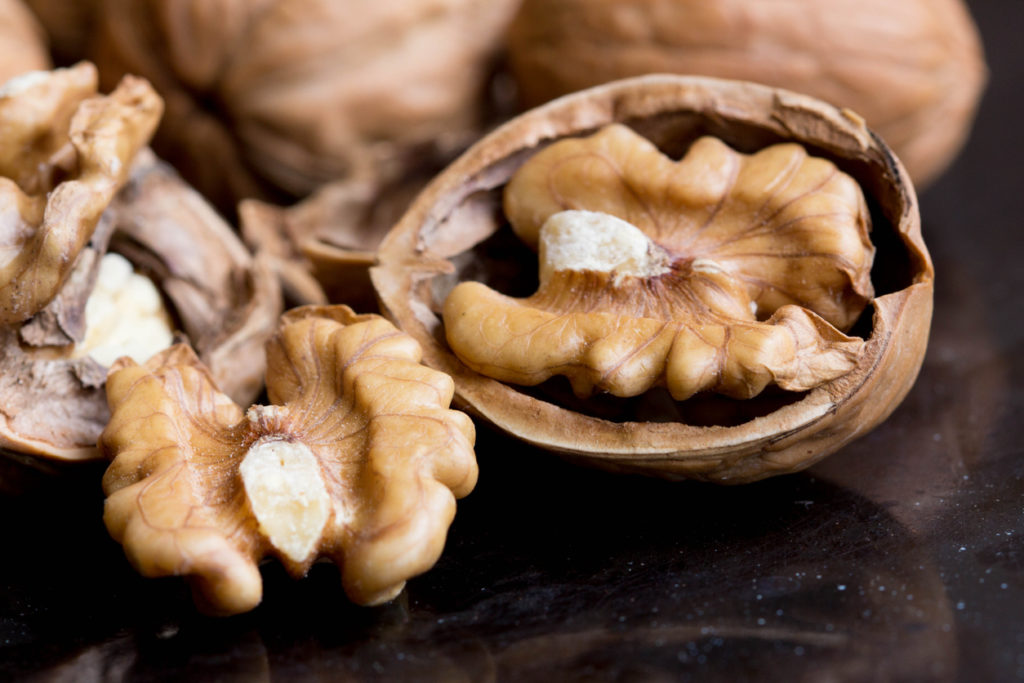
[{"left": 1, "top": 2, "right": 1021, "bottom": 680}]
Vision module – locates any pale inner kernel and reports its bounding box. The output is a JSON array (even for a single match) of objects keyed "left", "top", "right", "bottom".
[
  {"left": 538, "top": 210, "right": 672, "bottom": 284},
  {"left": 73, "top": 252, "right": 175, "bottom": 366},
  {"left": 239, "top": 438, "right": 330, "bottom": 564}
]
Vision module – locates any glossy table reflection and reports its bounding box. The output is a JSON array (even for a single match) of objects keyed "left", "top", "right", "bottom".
[{"left": 2, "top": 1, "right": 1021, "bottom": 680}]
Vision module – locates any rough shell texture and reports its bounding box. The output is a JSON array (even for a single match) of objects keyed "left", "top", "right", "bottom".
[
  {"left": 100, "top": 305, "right": 477, "bottom": 615},
  {"left": 0, "top": 0, "right": 50, "bottom": 82},
  {"left": 372, "top": 75, "right": 933, "bottom": 482},
  {"left": 88, "top": 0, "right": 520, "bottom": 211},
  {"left": 507, "top": 0, "right": 987, "bottom": 188}
]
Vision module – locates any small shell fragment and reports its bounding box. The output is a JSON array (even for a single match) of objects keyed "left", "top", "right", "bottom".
[{"left": 373, "top": 75, "right": 934, "bottom": 481}]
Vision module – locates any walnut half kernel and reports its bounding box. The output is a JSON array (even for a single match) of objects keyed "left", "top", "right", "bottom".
[
  {"left": 443, "top": 126, "right": 872, "bottom": 402},
  {"left": 100, "top": 306, "right": 477, "bottom": 615},
  {"left": 0, "top": 61, "right": 160, "bottom": 326}
]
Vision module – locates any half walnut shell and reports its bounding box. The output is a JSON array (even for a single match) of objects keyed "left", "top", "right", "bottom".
[{"left": 373, "top": 75, "right": 933, "bottom": 482}]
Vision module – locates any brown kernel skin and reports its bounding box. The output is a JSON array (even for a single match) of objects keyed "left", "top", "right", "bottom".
[
  {"left": 444, "top": 126, "right": 872, "bottom": 401},
  {"left": 100, "top": 306, "right": 478, "bottom": 615}
]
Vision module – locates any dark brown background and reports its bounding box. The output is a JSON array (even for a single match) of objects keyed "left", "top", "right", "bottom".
[{"left": 2, "top": 1, "right": 1021, "bottom": 680}]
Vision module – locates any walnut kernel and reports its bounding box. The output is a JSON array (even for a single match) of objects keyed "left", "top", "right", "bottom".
[{"left": 101, "top": 306, "right": 477, "bottom": 615}]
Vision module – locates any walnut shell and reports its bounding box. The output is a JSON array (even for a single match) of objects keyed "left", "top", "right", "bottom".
[
  {"left": 506, "top": 0, "right": 987, "bottom": 188},
  {"left": 372, "top": 75, "right": 933, "bottom": 482},
  {"left": 86, "top": 0, "right": 520, "bottom": 211}
]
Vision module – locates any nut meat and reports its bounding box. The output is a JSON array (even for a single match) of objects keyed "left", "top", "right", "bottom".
[
  {"left": 444, "top": 125, "right": 873, "bottom": 400},
  {"left": 0, "top": 63, "right": 160, "bottom": 462},
  {"left": 100, "top": 306, "right": 477, "bottom": 615},
  {"left": 0, "top": 63, "right": 159, "bottom": 325}
]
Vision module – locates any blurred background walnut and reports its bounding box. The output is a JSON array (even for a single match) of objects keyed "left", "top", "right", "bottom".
[
  {"left": 507, "top": 0, "right": 987, "bottom": 188},
  {"left": 0, "top": 0, "right": 50, "bottom": 82},
  {"left": 21, "top": 0, "right": 95, "bottom": 68},
  {"left": 28, "top": 0, "right": 522, "bottom": 215}
]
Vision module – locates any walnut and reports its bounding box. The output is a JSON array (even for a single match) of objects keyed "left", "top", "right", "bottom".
[
  {"left": 0, "top": 0, "right": 50, "bottom": 83},
  {"left": 83, "top": 0, "right": 520, "bottom": 213},
  {"left": 0, "top": 65, "right": 281, "bottom": 466},
  {"left": 373, "top": 75, "right": 934, "bottom": 482},
  {"left": 444, "top": 125, "right": 873, "bottom": 400},
  {"left": 506, "top": 0, "right": 987, "bottom": 188},
  {"left": 100, "top": 305, "right": 477, "bottom": 615}
]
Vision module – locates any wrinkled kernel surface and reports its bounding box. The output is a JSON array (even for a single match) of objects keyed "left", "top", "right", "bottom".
[
  {"left": 444, "top": 124, "right": 874, "bottom": 400},
  {"left": 0, "top": 63, "right": 161, "bottom": 324},
  {"left": 100, "top": 306, "right": 477, "bottom": 615}
]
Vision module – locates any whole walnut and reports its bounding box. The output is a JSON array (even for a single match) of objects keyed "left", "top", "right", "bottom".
[
  {"left": 0, "top": 0, "right": 50, "bottom": 82},
  {"left": 507, "top": 0, "right": 987, "bottom": 188},
  {"left": 87, "top": 0, "right": 520, "bottom": 211}
]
